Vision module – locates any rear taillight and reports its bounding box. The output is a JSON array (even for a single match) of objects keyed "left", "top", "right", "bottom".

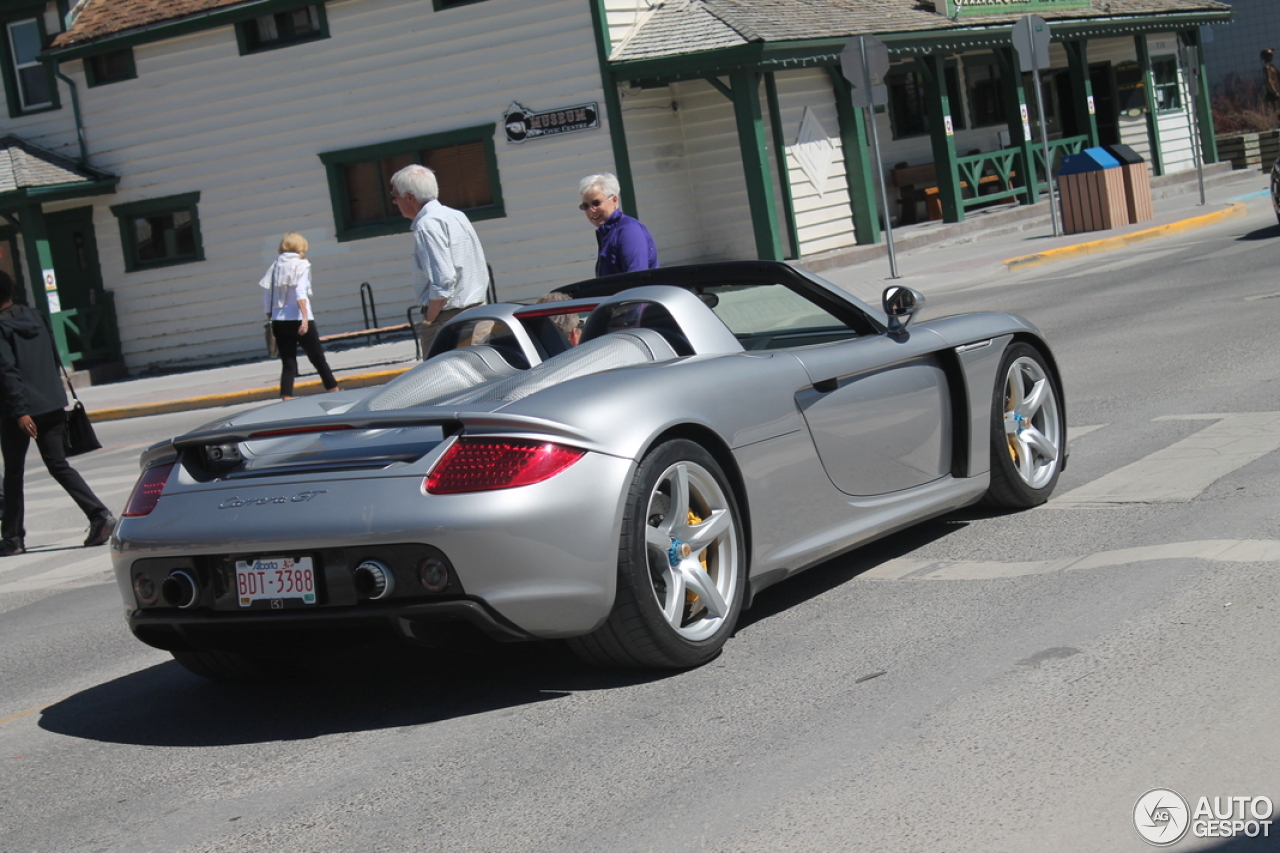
[
  {"left": 425, "top": 439, "right": 585, "bottom": 494},
  {"left": 123, "top": 463, "right": 175, "bottom": 517}
]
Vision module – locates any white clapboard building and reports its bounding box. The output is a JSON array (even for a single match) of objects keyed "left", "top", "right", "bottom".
[{"left": 0, "top": 0, "right": 1231, "bottom": 374}]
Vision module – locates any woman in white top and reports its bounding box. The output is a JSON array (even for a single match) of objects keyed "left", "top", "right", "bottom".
[{"left": 260, "top": 232, "right": 339, "bottom": 399}]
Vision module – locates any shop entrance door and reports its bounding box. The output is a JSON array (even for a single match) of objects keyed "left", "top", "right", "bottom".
[{"left": 44, "top": 207, "right": 120, "bottom": 364}]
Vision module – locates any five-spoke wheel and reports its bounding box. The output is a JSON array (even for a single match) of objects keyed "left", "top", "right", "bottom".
[
  {"left": 569, "top": 439, "right": 745, "bottom": 668},
  {"left": 985, "top": 343, "right": 1064, "bottom": 508}
]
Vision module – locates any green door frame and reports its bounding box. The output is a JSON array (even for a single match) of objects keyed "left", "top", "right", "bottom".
[{"left": 17, "top": 204, "right": 56, "bottom": 317}]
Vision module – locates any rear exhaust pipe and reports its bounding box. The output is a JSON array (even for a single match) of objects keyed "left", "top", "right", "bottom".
[
  {"left": 161, "top": 570, "right": 200, "bottom": 609},
  {"left": 353, "top": 560, "right": 395, "bottom": 600}
]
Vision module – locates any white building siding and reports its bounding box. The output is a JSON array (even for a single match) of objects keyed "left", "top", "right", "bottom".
[
  {"left": 31, "top": 0, "right": 617, "bottom": 370},
  {"left": 773, "top": 69, "right": 857, "bottom": 257},
  {"left": 669, "top": 78, "right": 756, "bottom": 262},
  {"left": 619, "top": 84, "right": 704, "bottom": 266}
]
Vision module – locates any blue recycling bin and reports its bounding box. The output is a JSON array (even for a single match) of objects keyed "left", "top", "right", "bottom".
[{"left": 1056, "top": 147, "right": 1129, "bottom": 234}]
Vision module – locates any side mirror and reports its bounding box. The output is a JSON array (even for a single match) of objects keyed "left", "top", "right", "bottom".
[{"left": 882, "top": 285, "right": 925, "bottom": 335}]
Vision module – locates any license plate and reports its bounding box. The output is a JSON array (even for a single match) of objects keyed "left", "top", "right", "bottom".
[{"left": 235, "top": 556, "right": 317, "bottom": 607}]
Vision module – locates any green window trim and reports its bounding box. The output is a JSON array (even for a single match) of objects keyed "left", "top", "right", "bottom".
[
  {"left": 110, "top": 192, "right": 205, "bottom": 273},
  {"left": 3, "top": 8, "right": 61, "bottom": 118},
  {"left": 1150, "top": 54, "right": 1182, "bottom": 114},
  {"left": 83, "top": 46, "right": 135, "bottom": 87},
  {"left": 234, "top": 4, "right": 329, "bottom": 56},
  {"left": 319, "top": 124, "right": 504, "bottom": 243},
  {"left": 432, "top": 0, "right": 491, "bottom": 10}
]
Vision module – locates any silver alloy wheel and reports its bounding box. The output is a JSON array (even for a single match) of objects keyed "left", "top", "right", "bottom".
[
  {"left": 1002, "top": 355, "right": 1062, "bottom": 490},
  {"left": 644, "top": 460, "right": 741, "bottom": 642}
]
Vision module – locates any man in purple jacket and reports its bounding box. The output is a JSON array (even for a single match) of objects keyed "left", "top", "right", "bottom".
[{"left": 579, "top": 173, "right": 659, "bottom": 277}]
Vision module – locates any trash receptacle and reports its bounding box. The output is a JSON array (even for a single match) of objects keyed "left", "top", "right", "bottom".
[
  {"left": 1056, "top": 147, "right": 1128, "bottom": 234},
  {"left": 1104, "top": 143, "right": 1153, "bottom": 225}
]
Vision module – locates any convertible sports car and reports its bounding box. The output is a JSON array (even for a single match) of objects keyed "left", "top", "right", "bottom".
[{"left": 113, "top": 261, "right": 1066, "bottom": 679}]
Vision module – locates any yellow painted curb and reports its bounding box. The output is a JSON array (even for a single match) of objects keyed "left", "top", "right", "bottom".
[
  {"left": 1003, "top": 202, "right": 1246, "bottom": 272},
  {"left": 87, "top": 366, "right": 412, "bottom": 422}
]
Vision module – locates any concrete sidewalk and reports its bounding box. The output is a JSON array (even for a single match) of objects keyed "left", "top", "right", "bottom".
[{"left": 79, "top": 166, "right": 1273, "bottom": 423}]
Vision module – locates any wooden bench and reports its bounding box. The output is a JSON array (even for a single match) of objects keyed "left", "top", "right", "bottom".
[{"left": 891, "top": 161, "right": 1010, "bottom": 224}]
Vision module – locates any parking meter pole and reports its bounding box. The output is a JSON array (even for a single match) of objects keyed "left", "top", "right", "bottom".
[
  {"left": 1032, "top": 61, "right": 1063, "bottom": 238},
  {"left": 861, "top": 38, "right": 899, "bottom": 279}
]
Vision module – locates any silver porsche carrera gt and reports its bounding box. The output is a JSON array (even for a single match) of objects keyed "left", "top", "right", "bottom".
[{"left": 113, "top": 261, "right": 1066, "bottom": 679}]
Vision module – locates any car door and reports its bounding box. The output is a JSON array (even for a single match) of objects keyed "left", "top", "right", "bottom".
[{"left": 788, "top": 328, "right": 954, "bottom": 497}]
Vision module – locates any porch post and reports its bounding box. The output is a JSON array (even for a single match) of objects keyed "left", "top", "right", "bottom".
[
  {"left": 917, "top": 54, "right": 962, "bottom": 222},
  {"left": 827, "top": 67, "right": 881, "bottom": 245},
  {"left": 1181, "top": 28, "right": 1219, "bottom": 164},
  {"left": 19, "top": 206, "right": 52, "bottom": 316},
  {"left": 1065, "top": 39, "right": 1100, "bottom": 146},
  {"left": 1135, "top": 35, "right": 1166, "bottom": 176},
  {"left": 997, "top": 46, "right": 1038, "bottom": 203},
  {"left": 731, "top": 68, "right": 784, "bottom": 260},
  {"left": 589, "top": 0, "right": 639, "bottom": 216}
]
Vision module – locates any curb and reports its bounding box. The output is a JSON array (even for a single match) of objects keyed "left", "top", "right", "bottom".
[
  {"left": 87, "top": 366, "right": 412, "bottom": 422},
  {"left": 1002, "top": 202, "right": 1247, "bottom": 273}
]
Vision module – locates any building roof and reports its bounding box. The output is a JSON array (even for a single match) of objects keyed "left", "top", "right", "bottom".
[
  {"left": 0, "top": 135, "right": 107, "bottom": 192},
  {"left": 0, "top": 136, "right": 117, "bottom": 211},
  {"left": 613, "top": 0, "right": 1233, "bottom": 62},
  {"left": 50, "top": 0, "right": 252, "bottom": 49}
]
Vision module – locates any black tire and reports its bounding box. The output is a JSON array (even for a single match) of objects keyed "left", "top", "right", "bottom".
[
  {"left": 568, "top": 439, "right": 745, "bottom": 669},
  {"left": 984, "top": 342, "right": 1064, "bottom": 509},
  {"left": 170, "top": 649, "right": 291, "bottom": 682}
]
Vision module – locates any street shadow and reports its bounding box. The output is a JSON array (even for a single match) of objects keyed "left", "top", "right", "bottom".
[
  {"left": 41, "top": 510, "right": 979, "bottom": 749},
  {"left": 1236, "top": 222, "right": 1280, "bottom": 241},
  {"left": 738, "top": 514, "right": 969, "bottom": 630},
  {"left": 38, "top": 640, "right": 663, "bottom": 748}
]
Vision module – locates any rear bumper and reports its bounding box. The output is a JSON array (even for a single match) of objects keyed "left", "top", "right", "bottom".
[{"left": 129, "top": 598, "right": 534, "bottom": 654}]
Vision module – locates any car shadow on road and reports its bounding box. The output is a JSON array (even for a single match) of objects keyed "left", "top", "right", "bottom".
[
  {"left": 737, "top": 513, "right": 968, "bottom": 631},
  {"left": 38, "top": 640, "right": 666, "bottom": 748},
  {"left": 1236, "top": 222, "right": 1280, "bottom": 240}
]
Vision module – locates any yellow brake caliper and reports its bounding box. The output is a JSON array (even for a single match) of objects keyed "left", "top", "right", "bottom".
[{"left": 686, "top": 510, "right": 709, "bottom": 605}]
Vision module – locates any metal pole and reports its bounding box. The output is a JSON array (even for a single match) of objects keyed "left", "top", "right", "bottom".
[
  {"left": 1031, "top": 59, "right": 1063, "bottom": 237},
  {"left": 1183, "top": 52, "right": 1206, "bottom": 206},
  {"left": 862, "top": 38, "right": 899, "bottom": 279}
]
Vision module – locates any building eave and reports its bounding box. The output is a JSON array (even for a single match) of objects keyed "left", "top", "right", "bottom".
[
  {"left": 609, "top": 9, "right": 1233, "bottom": 83},
  {"left": 41, "top": 0, "right": 311, "bottom": 61},
  {"left": 0, "top": 177, "right": 119, "bottom": 214}
]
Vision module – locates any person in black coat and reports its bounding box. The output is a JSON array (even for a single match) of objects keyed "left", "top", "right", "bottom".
[{"left": 0, "top": 271, "right": 115, "bottom": 555}]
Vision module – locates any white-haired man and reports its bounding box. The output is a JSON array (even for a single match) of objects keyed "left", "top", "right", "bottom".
[
  {"left": 389, "top": 164, "right": 489, "bottom": 357},
  {"left": 579, "top": 173, "right": 658, "bottom": 277}
]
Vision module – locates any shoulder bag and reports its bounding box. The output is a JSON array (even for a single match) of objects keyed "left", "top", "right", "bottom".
[{"left": 38, "top": 310, "right": 102, "bottom": 456}]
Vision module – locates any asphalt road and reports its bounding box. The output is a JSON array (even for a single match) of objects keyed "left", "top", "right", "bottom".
[{"left": 3, "top": 207, "right": 1279, "bottom": 853}]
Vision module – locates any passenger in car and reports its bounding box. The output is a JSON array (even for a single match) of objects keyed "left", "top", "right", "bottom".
[{"left": 535, "top": 292, "right": 584, "bottom": 348}]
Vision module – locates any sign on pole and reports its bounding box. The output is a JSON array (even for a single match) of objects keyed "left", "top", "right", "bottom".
[
  {"left": 1011, "top": 14, "right": 1051, "bottom": 72},
  {"left": 840, "top": 36, "right": 888, "bottom": 108},
  {"left": 840, "top": 35, "right": 898, "bottom": 278}
]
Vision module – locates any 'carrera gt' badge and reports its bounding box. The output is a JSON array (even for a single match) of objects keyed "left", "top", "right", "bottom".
[{"left": 218, "top": 490, "right": 327, "bottom": 509}]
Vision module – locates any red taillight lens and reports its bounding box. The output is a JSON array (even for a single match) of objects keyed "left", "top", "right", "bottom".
[
  {"left": 123, "top": 463, "right": 175, "bottom": 517},
  {"left": 425, "top": 439, "right": 585, "bottom": 494}
]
